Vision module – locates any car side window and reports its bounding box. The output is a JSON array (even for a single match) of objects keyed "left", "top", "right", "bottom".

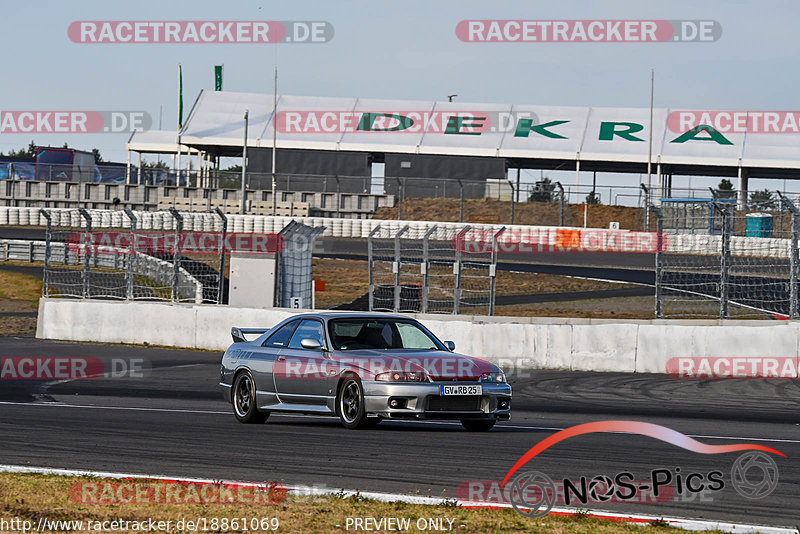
[
  {"left": 287, "top": 319, "right": 325, "bottom": 349},
  {"left": 262, "top": 320, "right": 300, "bottom": 347},
  {"left": 396, "top": 322, "right": 437, "bottom": 349}
]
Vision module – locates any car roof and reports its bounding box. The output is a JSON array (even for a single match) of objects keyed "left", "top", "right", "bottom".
[{"left": 288, "top": 311, "right": 417, "bottom": 321}]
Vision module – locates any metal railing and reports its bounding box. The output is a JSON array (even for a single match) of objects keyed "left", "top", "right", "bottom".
[
  {"left": 38, "top": 208, "right": 226, "bottom": 303},
  {"left": 367, "top": 223, "right": 502, "bottom": 315},
  {"left": 654, "top": 195, "right": 798, "bottom": 319}
]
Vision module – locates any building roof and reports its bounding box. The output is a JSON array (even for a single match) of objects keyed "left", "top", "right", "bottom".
[{"left": 163, "top": 90, "right": 800, "bottom": 178}]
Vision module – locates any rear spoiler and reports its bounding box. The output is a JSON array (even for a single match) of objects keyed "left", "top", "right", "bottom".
[{"left": 231, "top": 327, "right": 271, "bottom": 343}]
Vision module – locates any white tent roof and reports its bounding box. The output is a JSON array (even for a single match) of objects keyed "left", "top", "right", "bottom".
[
  {"left": 174, "top": 90, "right": 800, "bottom": 175},
  {"left": 127, "top": 130, "right": 190, "bottom": 154}
]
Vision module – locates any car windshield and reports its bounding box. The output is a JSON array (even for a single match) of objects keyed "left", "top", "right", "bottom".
[{"left": 328, "top": 318, "right": 445, "bottom": 351}]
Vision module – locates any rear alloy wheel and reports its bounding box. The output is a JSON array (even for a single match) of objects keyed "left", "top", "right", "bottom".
[
  {"left": 460, "top": 419, "right": 496, "bottom": 432},
  {"left": 338, "top": 378, "right": 374, "bottom": 429},
  {"left": 232, "top": 372, "right": 268, "bottom": 424}
]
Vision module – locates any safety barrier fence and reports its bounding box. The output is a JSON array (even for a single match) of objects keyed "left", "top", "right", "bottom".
[
  {"left": 2, "top": 237, "right": 203, "bottom": 302},
  {"left": 654, "top": 194, "right": 799, "bottom": 319}
]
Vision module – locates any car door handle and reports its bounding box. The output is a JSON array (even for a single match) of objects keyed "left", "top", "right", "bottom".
[{"left": 277, "top": 356, "right": 286, "bottom": 361}]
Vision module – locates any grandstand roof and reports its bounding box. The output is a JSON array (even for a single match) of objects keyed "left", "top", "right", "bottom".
[{"left": 134, "top": 90, "right": 800, "bottom": 178}]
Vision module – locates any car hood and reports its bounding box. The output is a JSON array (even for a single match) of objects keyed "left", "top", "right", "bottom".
[{"left": 328, "top": 349, "right": 496, "bottom": 381}]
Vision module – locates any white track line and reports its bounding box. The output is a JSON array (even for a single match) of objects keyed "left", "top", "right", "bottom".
[
  {"left": 0, "top": 464, "right": 793, "bottom": 534},
  {"left": 1, "top": 400, "right": 799, "bottom": 444}
]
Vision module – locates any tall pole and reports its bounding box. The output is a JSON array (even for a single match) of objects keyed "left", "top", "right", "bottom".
[
  {"left": 271, "top": 66, "right": 278, "bottom": 216},
  {"left": 646, "top": 69, "right": 654, "bottom": 231},
  {"left": 240, "top": 110, "right": 249, "bottom": 215}
]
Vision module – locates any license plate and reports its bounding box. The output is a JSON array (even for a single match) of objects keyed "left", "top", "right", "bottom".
[{"left": 440, "top": 385, "right": 482, "bottom": 396}]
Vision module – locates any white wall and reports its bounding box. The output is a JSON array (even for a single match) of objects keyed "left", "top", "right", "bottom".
[{"left": 36, "top": 298, "right": 800, "bottom": 375}]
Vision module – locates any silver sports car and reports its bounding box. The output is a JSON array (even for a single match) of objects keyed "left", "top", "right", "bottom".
[{"left": 219, "top": 312, "right": 512, "bottom": 430}]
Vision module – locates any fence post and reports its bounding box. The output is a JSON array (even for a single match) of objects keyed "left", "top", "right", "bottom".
[
  {"left": 214, "top": 207, "right": 228, "bottom": 305},
  {"left": 40, "top": 209, "right": 51, "bottom": 297},
  {"left": 650, "top": 203, "right": 663, "bottom": 319},
  {"left": 778, "top": 192, "right": 799, "bottom": 319},
  {"left": 453, "top": 225, "right": 471, "bottom": 315},
  {"left": 397, "top": 178, "right": 405, "bottom": 220},
  {"left": 168, "top": 207, "right": 184, "bottom": 302},
  {"left": 555, "top": 182, "right": 565, "bottom": 226},
  {"left": 489, "top": 227, "right": 506, "bottom": 316},
  {"left": 714, "top": 202, "right": 731, "bottom": 319},
  {"left": 460, "top": 182, "right": 465, "bottom": 223},
  {"left": 78, "top": 208, "right": 92, "bottom": 298},
  {"left": 641, "top": 184, "right": 650, "bottom": 231},
  {"left": 508, "top": 180, "right": 515, "bottom": 225},
  {"left": 335, "top": 176, "right": 341, "bottom": 219},
  {"left": 123, "top": 208, "right": 137, "bottom": 300},
  {"left": 393, "top": 225, "right": 410, "bottom": 312},
  {"left": 368, "top": 225, "right": 380, "bottom": 312},
  {"left": 421, "top": 225, "right": 437, "bottom": 313}
]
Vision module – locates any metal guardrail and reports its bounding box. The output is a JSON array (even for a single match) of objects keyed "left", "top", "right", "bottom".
[{"left": 2, "top": 238, "right": 203, "bottom": 303}]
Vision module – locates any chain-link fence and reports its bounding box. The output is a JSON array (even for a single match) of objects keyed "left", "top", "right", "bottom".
[
  {"left": 655, "top": 196, "right": 797, "bottom": 319},
  {"left": 367, "top": 223, "right": 502, "bottom": 315},
  {"left": 41, "top": 208, "right": 227, "bottom": 303}
]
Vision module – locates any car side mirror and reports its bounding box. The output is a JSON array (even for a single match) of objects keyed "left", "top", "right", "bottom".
[
  {"left": 301, "top": 338, "right": 324, "bottom": 350},
  {"left": 444, "top": 340, "right": 455, "bottom": 351}
]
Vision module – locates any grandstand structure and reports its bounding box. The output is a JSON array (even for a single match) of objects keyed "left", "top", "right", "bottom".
[{"left": 125, "top": 91, "right": 800, "bottom": 209}]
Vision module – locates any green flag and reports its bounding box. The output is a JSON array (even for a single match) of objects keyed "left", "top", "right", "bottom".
[
  {"left": 178, "top": 64, "right": 183, "bottom": 130},
  {"left": 214, "top": 65, "right": 223, "bottom": 91}
]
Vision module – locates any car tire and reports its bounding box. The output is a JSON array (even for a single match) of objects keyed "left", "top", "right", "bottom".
[
  {"left": 337, "top": 378, "right": 372, "bottom": 429},
  {"left": 460, "top": 419, "right": 495, "bottom": 432},
  {"left": 232, "top": 371, "right": 268, "bottom": 424}
]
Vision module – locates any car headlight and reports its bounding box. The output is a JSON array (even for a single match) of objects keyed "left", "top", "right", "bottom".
[
  {"left": 375, "top": 371, "right": 429, "bottom": 382},
  {"left": 479, "top": 371, "right": 506, "bottom": 383}
]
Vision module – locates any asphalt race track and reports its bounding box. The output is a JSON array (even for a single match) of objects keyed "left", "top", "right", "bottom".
[{"left": 0, "top": 336, "right": 798, "bottom": 529}]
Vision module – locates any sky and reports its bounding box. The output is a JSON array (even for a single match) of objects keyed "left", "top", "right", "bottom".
[{"left": 2, "top": 0, "right": 800, "bottom": 200}]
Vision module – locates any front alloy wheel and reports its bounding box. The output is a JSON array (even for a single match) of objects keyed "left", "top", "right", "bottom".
[
  {"left": 337, "top": 378, "right": 376, "bottom": 429},
  {"left": 232, "top": 372, "right": 268, "bottom": 424}
]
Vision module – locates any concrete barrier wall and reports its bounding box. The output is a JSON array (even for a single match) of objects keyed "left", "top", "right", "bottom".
[{"left": 36, "top": 298, "right": 800, "bottom": 375}]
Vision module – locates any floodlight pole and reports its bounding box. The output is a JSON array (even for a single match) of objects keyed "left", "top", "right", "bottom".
[
  {"left": 271, "top": 66, "right": 278, "bottom": 217},
  {"left": 646, "top": 69, "right": 654, "bottom": 231},
  {"left": 240, "top": 110, "right": 248, "bottom": 215}
]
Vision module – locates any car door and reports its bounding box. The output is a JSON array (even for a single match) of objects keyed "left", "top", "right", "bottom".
[
  {"left": 273, "top": 318, "right": 336, "bottom": 406},
  {"left": 248, "top": 319, "right": 300, "bottom": 408}
]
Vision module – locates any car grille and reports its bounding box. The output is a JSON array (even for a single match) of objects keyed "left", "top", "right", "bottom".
[{"left": 426, "top": 396, "right": 482, "bottom": 412}]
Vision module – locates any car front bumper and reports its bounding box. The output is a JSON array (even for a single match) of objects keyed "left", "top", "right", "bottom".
[{"left": 362, "top": 381, "right": 512, "bottom": 420}]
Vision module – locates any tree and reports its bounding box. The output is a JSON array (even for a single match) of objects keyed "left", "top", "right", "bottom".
[
  {"left": 716, "top": 178, "right": 736, "bottom": 199},
  {"left": 0, "top": 141, "right": 36, "bottom": 159},
  {"left": 142, "top": 159, "right": 169, "bottom": 169},
  {"left": 749, "top": 189, "right": 777, "bottom": 210},
  {"left": 528, "top": 177, "right": 556, "bottom": 202},
  {"left": 225, "top": 165, "right": 242, "bottom": 173},
  {"left": 585, "top": 191, "right": 600, "bottom": 204},
  {"left": 92, "top": 148, "right": 103, "bottom": 163}
]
